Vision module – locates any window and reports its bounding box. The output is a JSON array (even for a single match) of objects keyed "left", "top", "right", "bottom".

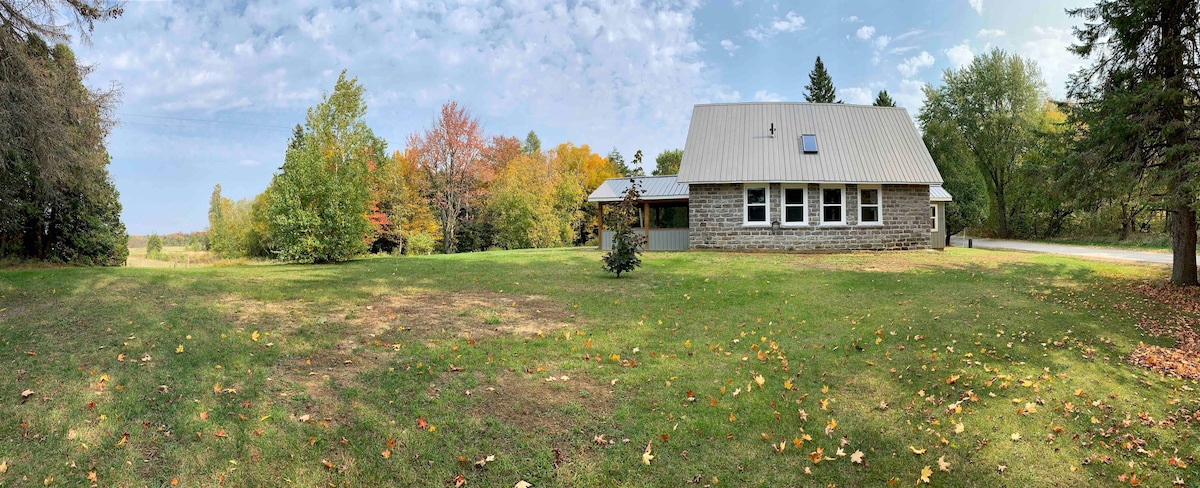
[
  {"left": 859, "top": 187, "right": 881, "bottom": 225},
  {"left": 930, "top": 205, "right": 938, "bottom": 232},
  {"left": 782, "top": 186, "right": 806, "bottom": 225},
  {"left": 650, "top": 203, "right": 689, "bottom": 229},
  {"left": 802, "top": 134, "right": 818, "bottom": 153},
  {"left": 744, "top": 185, "right": 769, "bottom": 225},
  {"left": 821, "top": 186, "right": 844, "bottom": 225}
]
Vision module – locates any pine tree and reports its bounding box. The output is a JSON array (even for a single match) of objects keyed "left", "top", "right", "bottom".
[
  {"left": 1065, "top": 0, "right": 1200, "bottom": 285},
  {"left": 522, "top": 130, "right": 541, "bottom": 156},
  {"left": 873, "top": 90, "right": 897, "bottom": 107},
  {"left": 803, "top": 56, "right": 840, "bottom": 103}
]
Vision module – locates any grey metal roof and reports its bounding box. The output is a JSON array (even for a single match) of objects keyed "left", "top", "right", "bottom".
[
  {"left": 676, "top": 103, "right": 944, "bottom": 185},
  {"left": 930, "top": 185, "right": 953, "bottom": 202},
  {"left": 587, "top": 176, "right": 689, "bottom": 202}
]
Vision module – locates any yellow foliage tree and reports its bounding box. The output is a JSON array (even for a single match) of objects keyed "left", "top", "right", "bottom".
[{"left": 549, "top": 142, "right": 620, "bottom": 244}]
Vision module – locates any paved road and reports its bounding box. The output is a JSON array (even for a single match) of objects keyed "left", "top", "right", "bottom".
[{"left": 949, "top": 237, "right": 1172, "bottom": 265}]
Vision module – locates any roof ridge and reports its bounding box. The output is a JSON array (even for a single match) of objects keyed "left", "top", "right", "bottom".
[{"left": 692, "top": 102, "right": 906, "bottom": 110}]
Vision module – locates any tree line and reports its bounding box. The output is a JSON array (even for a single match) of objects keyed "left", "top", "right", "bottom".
[
  {"left": 0, "top": 0, "right": 128, "bottom": 265},
  {"left": 206, "top": 72, "right": 685, "bottom": 263}
]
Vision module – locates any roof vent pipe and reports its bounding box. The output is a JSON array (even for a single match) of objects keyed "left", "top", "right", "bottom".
[{"left": 769, "top": 123, "right": 775, "bottom": 137}]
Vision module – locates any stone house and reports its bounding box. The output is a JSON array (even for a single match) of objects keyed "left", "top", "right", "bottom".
[{"left": 589, "top": 102, "right": 950, "bottom": 251}]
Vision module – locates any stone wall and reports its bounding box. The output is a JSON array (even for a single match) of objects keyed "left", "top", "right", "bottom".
[{"left": 688, "top": 183, "right": 932, "bottom": 250}]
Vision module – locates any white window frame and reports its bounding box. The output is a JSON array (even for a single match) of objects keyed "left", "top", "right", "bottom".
[
  {"left": 858, "top": 186, "right": 882, "bottom": 226},
  {"left": 819, "top": 185, "right": 845, "bottom": 226},
  {"left": 743, "top": 184, "right": 770, "bottom": 226},
  {"left": 780, "top": 184, "right": 807, "bottom": 226},
  {"left": 930, "top": 204, "right": 939, "bottom": 232}
]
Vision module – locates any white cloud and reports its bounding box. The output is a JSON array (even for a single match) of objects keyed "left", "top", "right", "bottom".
[
  {"left": 720, "top": 39, "right": 740, "bottom": 55},
  {"left": 753, "top": 89, "right": 786, "bottom": 102},
  {"left": 969, "top": 0, "right": 983, "bottom": 14},
  {"left": 873, "top": 35, "right": 891, "bottom": 50},
  {"left": 842, "top": 15, "right": 862, "bottom": 23},
  {"left": 855, "top": 25, "right": 875, "bottom": 40},
  {"left": 945, "top": 41, "right": 974, "bottom": 69},
  {"left": 894, "top": 79, "right": 927, "bottom": 115},
  {"left": 841, "top": 87, "right": 874, "bottom": 105},
  {"left": 897, "top": 51, "right": 935, "bottom": 77},
  {"left": 239, "top": 159, "right": 261, "bottom": 167},
  {"left": 977, "top": 28, "right": 1005, "bottom": 38},
  {"left": 1021, "top": 26, "right": 1085, "bottom": 98},
  {"left": 745, "top": 11, "right": 805, "bottom": 42}
]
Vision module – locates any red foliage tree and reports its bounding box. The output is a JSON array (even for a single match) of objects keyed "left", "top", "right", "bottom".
[{"left": 406, "top": 102, "right": 488, "bottom": 254}]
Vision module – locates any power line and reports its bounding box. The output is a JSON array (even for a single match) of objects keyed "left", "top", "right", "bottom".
[{"left": 118, "top": 113, "right": 293, "bottom": 130}]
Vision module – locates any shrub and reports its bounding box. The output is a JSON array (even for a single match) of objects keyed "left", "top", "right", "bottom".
[
  {"left": 602, "top": 179, "right": 645, "bottom": 278},
  {"left": 406, "top": 232, "right": 435, "bottom": 256},
  {"left": 145, "top": 234, "right": 163, "bottom": 258}
]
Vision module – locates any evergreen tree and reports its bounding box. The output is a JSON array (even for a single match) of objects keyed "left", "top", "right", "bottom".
[
  {"left": 602, "top": 179, "right": 645, "bottom": 278},
  {"left": 606, "top": 148, "right": 644, "bottom": 177},
  {"left": 522, "top": 130, "right": 541, "bottom": 156},
  {"left": 1065, "top": 0, "right": 1200, "bottom": 285},
  {"left": 803, "top": 56, "right": 840, "bottom": 103},
  {"left": 873, "top": 90, "right": 897, "bottom": 107}
]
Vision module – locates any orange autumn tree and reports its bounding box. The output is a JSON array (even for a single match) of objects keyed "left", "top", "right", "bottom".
[
  {"left": 372, "top": 150, "right": 440, "bottom": 253},
  {"left": 406, "top": 102, "right": 488, "bottom": 254},
  {"left": 549, "top": 142, "right": 621, "bottom": 244}
]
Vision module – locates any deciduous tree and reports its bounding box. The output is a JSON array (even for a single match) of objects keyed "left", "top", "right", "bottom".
[
  {"left": 602, "top": 179, "right": 644, "bottom": 278},
  {"left": 652, "top": 149, "right": 683, "bottom": 176},
  {"left": 407, "top": 102, "right": 487, "bottom": 254},
  {"left": 918, "top": 48, "right": 1047, "bottom": 238}
]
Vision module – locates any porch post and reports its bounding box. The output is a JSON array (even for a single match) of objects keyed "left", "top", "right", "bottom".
[
  {"left": 597, "top": 202, "right": 604, "bottom": 250},
  {"left": 643, "top": 201, "right": 650, "bottom": 249}
]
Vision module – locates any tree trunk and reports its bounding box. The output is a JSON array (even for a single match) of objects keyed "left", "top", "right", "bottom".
[
  {"left": 994, "top": 184, "right": 1009, "bottom": 238},
  {"left": 1169, "top": 201, "right": 1198, "bottom": 286}
]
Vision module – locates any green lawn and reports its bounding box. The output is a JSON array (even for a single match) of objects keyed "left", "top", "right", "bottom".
[{"left": 1, "top": 248, "right": 1197, "bottom": 487}]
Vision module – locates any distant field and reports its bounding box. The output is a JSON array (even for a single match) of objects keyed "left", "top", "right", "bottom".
[
  {"left": 124, "top": 246, "right": 266, "bottom": 268},
  {"left": 1, "top": 248, "right": 1197, "bottom": 487}
]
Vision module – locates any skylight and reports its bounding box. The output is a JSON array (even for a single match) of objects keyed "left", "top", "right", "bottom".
[{"left": 802, "top": 134, "right": 818, "bottom": 153}]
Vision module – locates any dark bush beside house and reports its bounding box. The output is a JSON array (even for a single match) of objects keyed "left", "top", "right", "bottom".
[{"left": 603, "top": 179, "right": 645, "bottom": 278}]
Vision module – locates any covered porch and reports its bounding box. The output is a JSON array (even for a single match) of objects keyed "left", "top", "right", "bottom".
[{"left": 588, "top": 176, "right": 690, "bottom": 251}]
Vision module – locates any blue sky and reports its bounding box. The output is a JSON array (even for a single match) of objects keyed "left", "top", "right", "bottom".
[{"left": 70, "top": 0, "right": 1090, "bottom": 234}]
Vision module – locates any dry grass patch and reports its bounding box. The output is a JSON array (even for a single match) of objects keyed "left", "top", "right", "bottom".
[
  {"left": 467, "top": 370, "right": 615, "bottom": 435},
  {"left": 349, "top": 290, "right": 578, "bottom": 341}
]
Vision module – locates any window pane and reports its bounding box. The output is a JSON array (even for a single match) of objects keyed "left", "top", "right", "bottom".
[
  {"left": 931, "top": 206, "right": 937, "bottom": 218},
  {"left": 822, "top": 188, "right": 841, "bottom": 205},
  {"left": 747, "top": 188, "right": 766, "bottom": 204},
  {"left": 802, "top": 134, "right": 817, "bottom": 153},
  {"left": 651, "top": 203, "right": 689, "bottom": 228},
  {"left": 861, "top": 207, "right": 879, "bottom": 223},
  {"left": 785, "top": 206, "right": 805, "bottom": 222},
  {"left": 823, "top": 206, "right": 841, "bottom": 222},
  {"left": 747, "top": 206, "right": 766, "bottom": 222},
  {"left": 860, "top": 189, "right": 878, "bottom": 205},
  {"left": 784, "top": 188, "right": 804, "bottom": 204}
]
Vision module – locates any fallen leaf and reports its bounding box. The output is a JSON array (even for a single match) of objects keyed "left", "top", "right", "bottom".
[
  {"left": 825, "top": 418, "right": 837, "bottom": 436},
  {"left": 87, "top": 472, "right": 98, "bottom": 482},
  {"left": 451, "top": 474, "right": 466, "bottom": 487},
  {"left": 214, "top": 429, "right": 227, "bottom": 438},
  {"left": 176, "top": 344, "right": 184, "bottom": 354},
  {"left": 909, "top": 446, "right": 926, "bottom": 455},
  {"left": 851, "top": 450, "right": 864, "bottom": 464},
  {"left": 475, "top": 455, "right": 496, "bottom": 467},
  {"left": 809, "top": 446, "right": 825, "bottom": 464},
  {"left": 199, "top": 412, "right": 209, "bottom": 421},
  {"left": 417, "top": 417, "right": 428, "bottom": 430},
  {"left": 919, "top": 465, "right": 933, "bottom": 484},
  {"left": 20, "top": 389, "right": 33, "bottom": 399},
  {"left": 938, "top": 456, "right": 951, "bottom": 472},
  {"left": 320, "top": 459, "right": 334, "bottom": 470},
  {"left": 514, "top": 482, "right": 532, "bottom": 488},
  {"left": 998, "top": 464, "right": 1007, "bottom": 474},
  {"left": 252, "top": 331, "right": 260, "bottom": 342},
  {"left": 0, "top": 460, "right": 7, "bottom": 473},
  {"left": 1010, "top": 432, "right": 1021, "bottom": 441},
  {"left": 754, "top": 374, "right": 765, "bottom": 388},
  {"left": 642, "top": 440, "right": 654, "bottom": 465}
]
